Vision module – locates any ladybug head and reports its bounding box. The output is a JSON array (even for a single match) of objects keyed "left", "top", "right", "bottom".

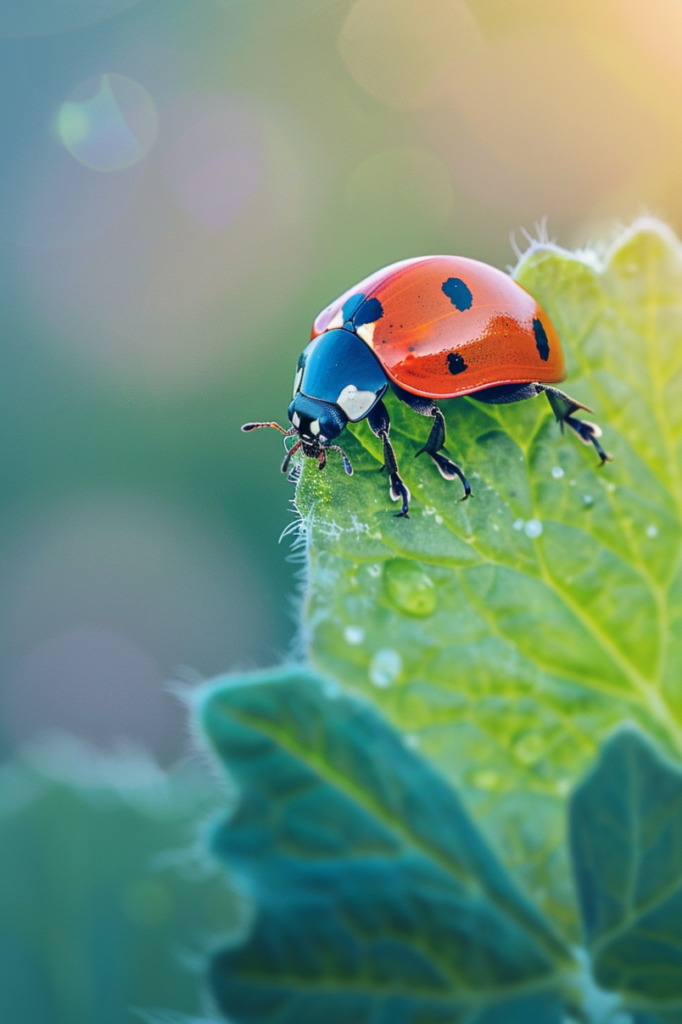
[
  {"left": 282, "top": 393, "right": 353, "bottom": 476},
  {"left": 287, "top": 393, "right": 346, "bottom": 443},
  {"left": 241, "top": 393, "right": 353, "bottom": 477}
]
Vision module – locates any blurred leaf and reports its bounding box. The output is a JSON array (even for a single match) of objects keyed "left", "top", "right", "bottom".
[
  {"left": 632, "top": 1015, "right": 682, "bottom": 1024},
  {"left": 0, "top": 737, "right": 240, "bottom": 1024},
  {"left": 570, "top": 728, "right": 682, "bottom": 1013},
  {"left": 295, "top": 218, "right": 682, "bottom": 931},
  {"left": 197, "top": 666, "right": 572, "bottom": 1024}
]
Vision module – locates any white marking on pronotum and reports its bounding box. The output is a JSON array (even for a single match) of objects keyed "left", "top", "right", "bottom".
[
  {"left": 292, "top": 411, "right": 301, "bottom": 427},
  {"left": 310, "top": 419, "right": 321, "bottom": 435},
  {"left": 356, "top": 322, "right": 376, "bottom": 347},
  {"left": 292, "top": 367, "right": 303, "bottom": 397},
  {"left": 336, "top": 384, "right": 377, "bottom": 421}
]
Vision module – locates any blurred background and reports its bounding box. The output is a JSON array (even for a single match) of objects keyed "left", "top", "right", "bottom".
[{"left": 2, "top": 0, "right": 682, "bottom": 1019}]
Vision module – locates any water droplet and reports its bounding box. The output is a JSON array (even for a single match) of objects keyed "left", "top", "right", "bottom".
[
  {"left": 384, "top": 558, "right": 437, "bottom": 617},
  {"left": 369, "top": 648, "right": 402, "bottom": 688},
  {"left": 344, "top": 625, "right": 364, "bottom": 645},
  {"left": 492, "top": 523, "right": 499, "bottom": 531},
  {"left": 551, "top": 466, "right": 564, "bottom": 479},
  {"left": 435, "top": 514, "right": 444, "bottom": 525},
  {"left": 524, "top": 519, "right": 543, "bottom": 538},
  {"left": 367, "top": 563, "right": 382, "bottom": 578},
  {"left": 582, "top": 494, "right": 594, "bottom": 507},
  {"left": 513, "top": 518, "right": 525, "bottom": 531},
  {"left": 472, "top": 769, "right": 500, "bottom": 791},
  {"left": 513, "top": 733, "right": 544, "bottom": 764},
  {"left": 646, "top": 524, "right": 658, "bottom": 538}
]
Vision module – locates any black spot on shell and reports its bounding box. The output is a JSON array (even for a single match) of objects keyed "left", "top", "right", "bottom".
[
  {"left": 442, "top": 277, "right": 473, "bottom": 311},
  {"left": 447, "top": 352, "right": 468, "bottom": 375},
  {"left": 354, "top": 297, "right": 384, "bottom": 327},
  {"left": 533, "top": 318, "right": 550, "bottom": 361}
]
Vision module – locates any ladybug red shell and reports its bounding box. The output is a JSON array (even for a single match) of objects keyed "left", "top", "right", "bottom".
[
  {"left": 243, "top": 255, "right": 610, "bottom": 519},
  {"left": 312, "top": 256, "right": 566, "bottom": 399}
]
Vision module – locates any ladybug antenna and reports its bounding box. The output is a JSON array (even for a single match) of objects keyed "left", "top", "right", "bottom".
[
  {"left": 281, "top": 439, "right": 302, "bottom": 475},
  {"left": 242, "top": 421, "right": 296, "bottom": 436}
]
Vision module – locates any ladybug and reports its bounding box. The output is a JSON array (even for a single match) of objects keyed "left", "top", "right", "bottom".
[{"left": 243, "top": 255, "right": 610, "bottom": 518}]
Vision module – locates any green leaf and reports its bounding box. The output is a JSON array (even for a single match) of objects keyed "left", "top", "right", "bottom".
[
  {"left": 633, "top": 1013, "right": 682, "bottom": 1024},
  {"left": 196, "top": 666, "right": 572, "bottom": 1023},
  {"left": 570, "top": 728, "right": 682, "bottom": 1013},
  {"left": 0, "top": 737, "right": 239, "bottom": 1024},
  {"left": 294, "top": 219, "right": 682, "bottom": 930}
]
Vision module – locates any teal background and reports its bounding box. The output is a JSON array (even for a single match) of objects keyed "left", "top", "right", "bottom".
[{"left": 1, "top": 0, "right": 682, "bottom": 1020}]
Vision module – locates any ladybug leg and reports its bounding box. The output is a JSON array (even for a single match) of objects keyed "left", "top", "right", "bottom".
[
  {"left": 416, "top": 406, "right": 471, "bottom": 501},
  {"left": 391, "top": 385, "right": 471, "bottom": 500},
  {"left": 367, "top": 400, "right": 410, "bottom": 518},
  {"left": 281, "top": 439, "right": 302, "bottom": 475},
  {"left": 538, "top": 385, "right": 612, "bottom": 466}
]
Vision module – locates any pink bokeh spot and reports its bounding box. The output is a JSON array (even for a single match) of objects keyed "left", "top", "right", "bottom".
[
  {"left": 177, "top": 143, "right": 261, "bottom": 229},
  {"left": 164, "top": 108, "right": 265, "bottom": 231}
]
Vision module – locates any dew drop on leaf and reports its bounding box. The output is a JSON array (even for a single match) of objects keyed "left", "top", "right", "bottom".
[
  {"left": 551, "top": 466, "right": 564, "bottom": 479},
  {"left": 513, "top": 733, "right": 545, "bottom": 765},
  {"left": 524, "top": 519, "right": 543, "bottom": 538},
  {"left": 384, "top": 558, "right": 437, "bottom": 617},
  {"left": 369, "top": 648, "right": 402, "bottom": 687},
  {"left": 343, "top": 625, "right": 365, "bottom": 645}
]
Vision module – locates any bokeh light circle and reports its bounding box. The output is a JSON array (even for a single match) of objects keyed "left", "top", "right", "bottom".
[
  {"left": 57, "top": 74, "right": 158, "bottom": 172},
  {"left": 338, "top": 0, "right": 484, "bottom": 110},
  {"left": 424, "top": 28, "right": 672, "bottom": 220},
  {"left": 163, "top": 109, "right": 264, "bottom": 230}
]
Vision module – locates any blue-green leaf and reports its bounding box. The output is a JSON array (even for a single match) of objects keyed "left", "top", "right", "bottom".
[
  {"left": 570, "top": 728, "right": 682, "bottom": 1011},
  {"left": 0, "top": 738, "right": 238, "bottom": 1024},
  {"left": 196, "top": 666, "right": 571, "bottom": 1023}
]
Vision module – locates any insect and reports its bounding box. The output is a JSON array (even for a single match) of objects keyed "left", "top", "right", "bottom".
[{"left": 243, "top": 255, "right": 610, "bottom": 518}]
